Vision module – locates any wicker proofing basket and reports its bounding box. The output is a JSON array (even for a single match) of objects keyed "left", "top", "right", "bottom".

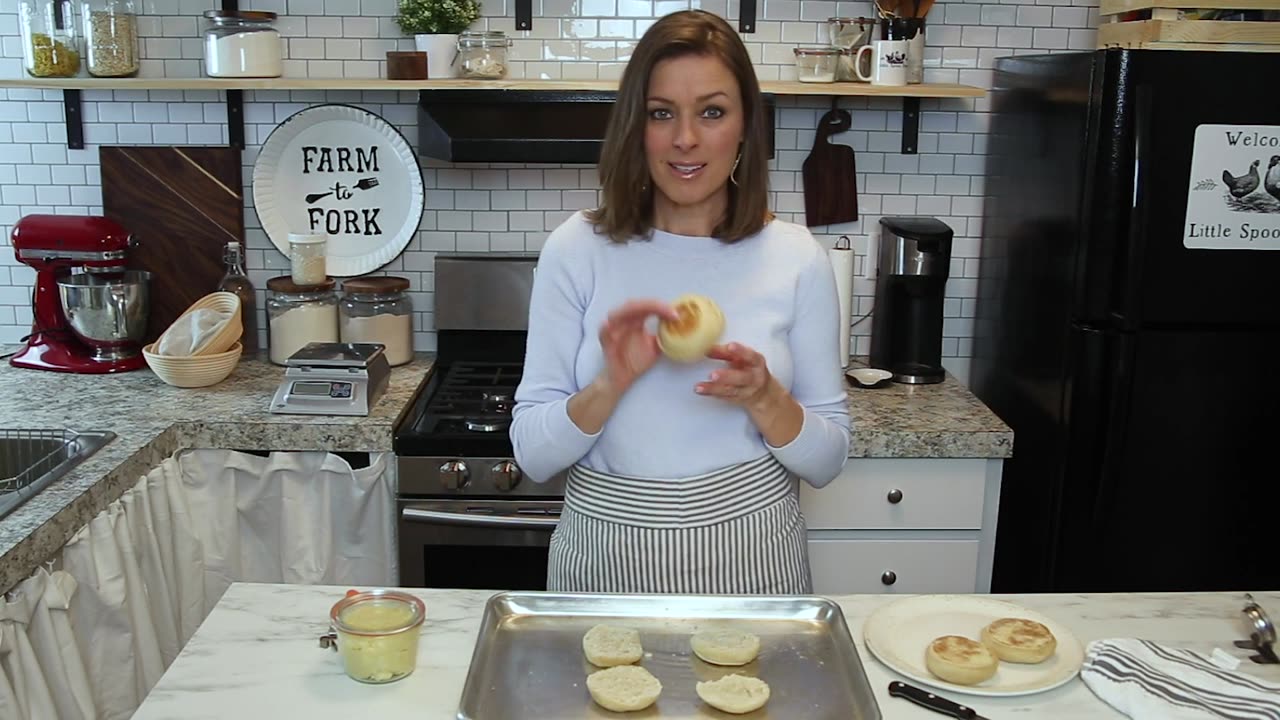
[
  {"left": 143, "top": 342, "right": 243, "bottom": 388},
  {"left": 156, "top": 292, "right": 244, "bottom": 357}
]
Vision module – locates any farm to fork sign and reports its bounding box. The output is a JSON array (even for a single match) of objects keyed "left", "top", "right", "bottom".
[
  {"left": 1184, "top": 124, "right": 1280, "bottom": 251},
  {"left": 253, "top": 104, "right": 425, "bottom": 276}
]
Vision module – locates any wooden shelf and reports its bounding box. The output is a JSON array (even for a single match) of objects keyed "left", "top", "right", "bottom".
[
  {"left": 0, "top": 76, "right": 985, "bottom": 99},
  {"left": 1101, "top": 0, "right": 1279, "bottom": 14}
]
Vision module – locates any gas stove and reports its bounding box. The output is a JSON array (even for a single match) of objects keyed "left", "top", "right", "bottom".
[{"left": 393, "top": 254, "right": 566, "bottom": 500}]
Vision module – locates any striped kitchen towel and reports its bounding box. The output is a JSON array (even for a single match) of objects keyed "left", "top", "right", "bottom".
[{"left": 1081, "top": 638, "right": 1280, "bottom": 720}]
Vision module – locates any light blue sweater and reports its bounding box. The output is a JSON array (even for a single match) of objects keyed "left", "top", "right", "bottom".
[{"left": 511, "top": 211, "right": 851, "bottom": 487}]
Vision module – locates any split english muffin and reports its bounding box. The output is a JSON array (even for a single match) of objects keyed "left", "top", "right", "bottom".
[
  {"left": 925, "top": 635, "right": 999, "bottom": 686},
  {"left": 981, "top": 617, "right": 1057, "bottom": 664},
  {"left": 691, "top": 629, "right": 761, "bottom": 666},
  {"left": 657, "top": 294, "right": 725, "bottom": 363},
  {"left": 582, "top": 624, "right": 643, "bottom": 667},
  {"left": 695, "top": 673, "right": 771, "bottom": 714},
  {"left": 586, "top": 665, "right": 663, "bottom": 712}
]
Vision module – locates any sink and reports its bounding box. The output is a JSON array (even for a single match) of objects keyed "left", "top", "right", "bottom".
[{"left": 0, "top": 430, "right": 116, "bottom": 520}]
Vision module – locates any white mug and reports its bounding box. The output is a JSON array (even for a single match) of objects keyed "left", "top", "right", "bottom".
[{"left": 855, "top": 40, "right": 909, "bottom": 86}]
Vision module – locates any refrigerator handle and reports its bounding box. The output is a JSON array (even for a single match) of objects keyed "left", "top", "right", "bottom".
[
  {"left": 1089, "top": 332, "right": 1135, "bottom": 532},
  {"left": 1116, "top": 86, "right": 1155, "bottom": 327}
]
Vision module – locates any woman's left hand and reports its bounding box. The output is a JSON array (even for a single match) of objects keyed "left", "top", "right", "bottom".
[{"left": 695, "top": 342, "right": 774, "bottom": 409}]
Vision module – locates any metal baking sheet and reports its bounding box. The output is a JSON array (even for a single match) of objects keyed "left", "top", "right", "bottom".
[{"left": 457, "top": 592, "right": 882, "bottom": 719}]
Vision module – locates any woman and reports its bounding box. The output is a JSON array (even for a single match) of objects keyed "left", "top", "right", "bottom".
[{"left": 510, "top": 10, "right": 850, "bottom": 595}]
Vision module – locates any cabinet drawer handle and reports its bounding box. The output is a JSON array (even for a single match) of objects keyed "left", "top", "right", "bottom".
[
  {"left": 881, "top": 570, "right": 897, "bottom": 586},
  {"left": 887, "top": 488, "right": 904, "bottom": 504}
]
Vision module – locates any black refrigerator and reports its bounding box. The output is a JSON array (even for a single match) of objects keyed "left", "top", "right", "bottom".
[{"left": 972, "top": 49, "right": 1280, "bottom": 594}]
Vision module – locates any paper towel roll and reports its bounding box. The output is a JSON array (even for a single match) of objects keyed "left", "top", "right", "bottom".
[{"left": 829, "top": 239, "right": 854, "bottom": 369}]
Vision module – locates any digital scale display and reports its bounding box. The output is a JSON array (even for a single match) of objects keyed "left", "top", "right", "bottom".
[{"left": 292, "top": 381, "right": 353, "bottom": 399}]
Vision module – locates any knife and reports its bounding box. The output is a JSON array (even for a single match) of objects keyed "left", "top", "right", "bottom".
[{"left": 888, "top": 681, "right": 990, "bottom": 719}]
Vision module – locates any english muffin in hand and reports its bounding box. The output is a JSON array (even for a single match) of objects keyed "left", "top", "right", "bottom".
[
  {"left": 981, "top": 617, "right": 1057, "bottom": 664},
  {"left": 587, "top": 665, "right": 662, "bottom": 712},
  {"left": 925, "top": 635, "right": 999, "bottom": 686},
  {"left": 657, "top": 294, "right": 725, "bottom": 363},
  {"left": 582, "top": 624, "right": 643, "bottom": 667}
]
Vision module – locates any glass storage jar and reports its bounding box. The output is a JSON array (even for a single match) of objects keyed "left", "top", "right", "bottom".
[
  {"left": 202, "top": 9, "right": 282, "bottom": 78},
  {"left": 320, "top": 589, "right": 426, "bottom": 685},
  {"left": 266, "top": 277, "right": 338, "bottom": 365},
  {"left": 792, "top": 47, "right": 839, "bottom": 83},
  {"left": 19, "top": 1, "right": 82, "bottom": 78},
  {"left": 82, "top": 0, "right": 137, "bottom": 77},
  {"left": 455, "top": 30, "right": 511, "bottom": 79},
  {"left": 339, "top": 277, "right": 414, "bottom": 367}
]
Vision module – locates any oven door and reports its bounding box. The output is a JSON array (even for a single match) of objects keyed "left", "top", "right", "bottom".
[{"left": 398, "top": 498, "right": 560, "bottom": 590}]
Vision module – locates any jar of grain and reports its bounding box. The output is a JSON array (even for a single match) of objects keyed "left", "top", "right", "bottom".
[
  {"left": 266, "top": 277, "right": 339, "bottom": 365},
  {"left": 82, "top": 0, "right": 138, "bottom": 77},
  {"left": 339, "top": 277, "right": 414, "bottom": 367},
  {"left": 455, "top": 31, "right": 511, "bottom": 79},
  {"left": 19, "top": 1, "right": 82, "bottom": 78}
]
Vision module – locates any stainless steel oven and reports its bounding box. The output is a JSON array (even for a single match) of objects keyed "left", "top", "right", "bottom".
[
  {"left": 393, "top": 254, "right": 567, "bottom": 591},
  {"left": 397, "top": 496, "right": 560, "bottom": 590}
]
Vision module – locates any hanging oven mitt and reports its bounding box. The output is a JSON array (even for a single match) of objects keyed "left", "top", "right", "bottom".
[{"left": 1081, "top": 638, "right": 1280, "bottom": 720}]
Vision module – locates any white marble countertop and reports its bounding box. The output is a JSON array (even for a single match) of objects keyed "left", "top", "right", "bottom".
[{"left": 132, "top": 583, "right": 1280, "bottom": 720}]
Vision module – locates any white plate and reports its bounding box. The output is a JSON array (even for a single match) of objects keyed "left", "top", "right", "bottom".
[
  {"left": 253, "top": 104, "right": 424, "bottom": 277},
  {"left": 862, "top": 595, "right": 1085, "bottom": 697}
]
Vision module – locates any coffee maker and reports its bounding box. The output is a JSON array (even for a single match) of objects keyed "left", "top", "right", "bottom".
[
  {"left": 869, "top": 216, "right": 953, "bottom": 384},
  {"left": 10, "top": 214, "right": 150, "bottom": 374}
]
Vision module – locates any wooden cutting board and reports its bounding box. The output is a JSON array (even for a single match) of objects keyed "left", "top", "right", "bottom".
[
  {"left": 100, "top": 147, "right": 251, "bottom": 348},
  {"left": 801, "top": 109, "right": 859, "bottom": 228}
]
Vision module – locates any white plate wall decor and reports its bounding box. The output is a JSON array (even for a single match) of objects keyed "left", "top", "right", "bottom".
[{"left": 253, "top": 104, "right": 425, "bottom": 277}]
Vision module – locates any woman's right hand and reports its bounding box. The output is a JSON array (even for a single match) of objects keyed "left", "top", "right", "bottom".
[{"left": 596, "top": 299, "right": 680, "bottom": 396}]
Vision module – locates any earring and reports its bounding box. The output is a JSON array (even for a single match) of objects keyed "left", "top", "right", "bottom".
[{"left": 730, "top": 151, "right": 742, "bottom": 186}]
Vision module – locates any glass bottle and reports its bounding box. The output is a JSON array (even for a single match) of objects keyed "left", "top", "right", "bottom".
[
  {"left": 83, "top": 0, "right": 138, "bottom": 77},
  {"left": 19, "top": 1, "right": 82, "bottom": 78},
  {"left": 218, "top": 242, "right": 259, "bottom": 353}
]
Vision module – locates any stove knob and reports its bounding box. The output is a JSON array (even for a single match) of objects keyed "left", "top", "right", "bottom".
[
  {"left": 492, "top": 461, "right": 522, "bottom": 492},
  {"left": 439, "top": 460, "right": 470, "bottom": 490}
]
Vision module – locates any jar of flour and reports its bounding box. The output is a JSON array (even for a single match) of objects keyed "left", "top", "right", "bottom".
[
  {"left": 266, "top": 276, "right": 338, "bottom": 365},
  {"left": 202, "top": 9, "right": 281, "bottom": 78},
  {"left": 338, "top": 277, "right": 414, "bottom": 367}
]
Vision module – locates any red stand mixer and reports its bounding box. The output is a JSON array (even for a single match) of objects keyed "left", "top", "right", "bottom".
[{"left": 10, "top": 214, "right": 150, "bottom": 374}]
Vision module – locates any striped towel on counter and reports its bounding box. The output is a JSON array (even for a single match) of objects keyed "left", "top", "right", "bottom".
[{"left": 1081, "top": 638, "right": 1280, "bottom": 720}]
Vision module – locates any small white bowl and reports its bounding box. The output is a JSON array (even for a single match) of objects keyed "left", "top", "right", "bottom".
[{"left": 846, "top": 367, "right": 893, "bottom": 388}]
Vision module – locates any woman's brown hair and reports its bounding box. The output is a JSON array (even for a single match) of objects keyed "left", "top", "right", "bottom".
[{"left": 587, "top": 10, "right": 771, "bottom": 243}]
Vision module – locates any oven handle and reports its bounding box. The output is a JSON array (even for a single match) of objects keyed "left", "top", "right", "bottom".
[{"left": 400, "top": 506, "right": 561, "bottom": 529}]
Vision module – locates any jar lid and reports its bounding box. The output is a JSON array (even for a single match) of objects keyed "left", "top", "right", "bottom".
[
  {"left": 458, "top": 30, "right": 512, "bottom": 48},
  {"left": 204, "top": 9, "right": 278, "bottom": 21},
  {"left": 827, "top": 16, "right": 878, "bottom": 23},
  {"left": 794, "top": 46, "right": 842, "bottom": 56},
  {"left": 288, "top": 233, "right": 326, "bottom": 245},
  {"left": 267, "top": 275, "right": 335, "bottom": 293},
  {"left": 330, "top": 589, "right": 425, "bottom": 637},
  {"left": 342, "top": 276, "right": 410, "bottom": 294}
]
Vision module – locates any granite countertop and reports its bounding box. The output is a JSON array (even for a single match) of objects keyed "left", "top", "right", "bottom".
[
  {"left": 132, "top": 584, "right": 1280, "bottom": 720},
  {"left": 0, "top": 353, "right": 434, "bottom": 595},
  {"left": 0, "top": 353, "right": 1011, "bottom": 594}
]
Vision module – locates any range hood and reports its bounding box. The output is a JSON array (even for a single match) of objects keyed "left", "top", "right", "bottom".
[{"left": 417, "top": 89, "right": 776, "bottom": 164}]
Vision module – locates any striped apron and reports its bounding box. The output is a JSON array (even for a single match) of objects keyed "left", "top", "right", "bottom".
[{"left": 546, "top": 454, "right": 813, "bottom": 594}]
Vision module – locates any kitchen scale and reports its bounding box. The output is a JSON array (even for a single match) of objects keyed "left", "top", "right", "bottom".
[{"left": 270, "top": 342, "right": 391, "bottom": 416}]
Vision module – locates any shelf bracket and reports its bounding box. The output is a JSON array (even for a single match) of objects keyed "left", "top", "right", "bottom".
[
  {"left": 226, "top": 89, "right": 244, "bottom": 149},
  {"left": 739, "top": 0, "right": 757, "bottom": 33},
  {"left": 900, "top": 96, "right": 920, "bottom": 154},
  {"left": 63, "top": 89, "right": 84, "bottom": 150},
  {"left": 515, "top": 0, "right": 531, "bottom": 31}
]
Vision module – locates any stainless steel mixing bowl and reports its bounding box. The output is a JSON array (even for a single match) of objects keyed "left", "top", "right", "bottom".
[{"left": 57, "top": 271, "right": 151, "bottom": 360}]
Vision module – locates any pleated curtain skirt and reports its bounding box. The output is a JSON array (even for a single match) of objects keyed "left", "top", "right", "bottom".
[{"left": 547, "top": 454, "right": 813, "bottom": 594}]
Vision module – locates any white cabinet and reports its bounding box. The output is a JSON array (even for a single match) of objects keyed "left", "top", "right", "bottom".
[{"left": 801, "top": 458, "right": 1003, "bottom": 595}]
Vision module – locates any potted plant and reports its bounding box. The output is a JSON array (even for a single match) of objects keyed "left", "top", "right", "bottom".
[{"left": 397, "top": 0, "right": 482, "bottom": 80}]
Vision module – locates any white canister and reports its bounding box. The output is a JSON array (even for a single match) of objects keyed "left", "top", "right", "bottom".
[
  {"left": 288, "top": 233, "right": 327, "bottom": 286},
  {"left": 266, "top": 276, "right": 339, "bottom": 365},
  {"left": 203, "top": 9, "right": 282, "bottom": 78}
]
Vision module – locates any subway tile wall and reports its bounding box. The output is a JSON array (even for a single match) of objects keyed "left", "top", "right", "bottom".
[{"left": 0, "top": 0, "right": 1101, "bottom": 384}]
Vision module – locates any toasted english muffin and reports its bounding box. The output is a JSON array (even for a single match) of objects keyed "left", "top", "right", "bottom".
[
  {"left": 925, "top": 635, "right": 999, "bottom": 686},
  {"left": 695, "top": 673, "right": 771, "bottom": 714},
  {"left": 981, "top": 617, "right": 1057, "bottom": 664},
  {"left": 691, "top": 629, "right": 761, "bottom": 666},
  {"left": 582, "top": 624, "right": 643, "bottom": 667},
  {"left": 586, "top": 665, "right": 662, "bottom": 712},
  {"left": 657, "top": 294, "right": 725, "bottom": 362}
]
